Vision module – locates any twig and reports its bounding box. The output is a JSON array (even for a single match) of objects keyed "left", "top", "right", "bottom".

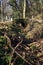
[
  {"left": 13, "top": 56, "right": 18, "bottom": 65},
  {"left": 14, "top": 39, "right": 23, "bottom": 50}
]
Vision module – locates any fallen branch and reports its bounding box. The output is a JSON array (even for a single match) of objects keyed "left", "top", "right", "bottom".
[
  {"left": 14, "top": 50, "right": 32, "bottom": 65},
  {"left": 14, "top": 39, "right": 23, "bottom": 50}
]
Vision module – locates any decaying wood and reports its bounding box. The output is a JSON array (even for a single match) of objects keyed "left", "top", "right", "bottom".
[
  {"left": 23, "top": 24, "right": 31, "bottom": 32},
  {"left": 25, "top": 23, "right": 43, "bottom": 41}
]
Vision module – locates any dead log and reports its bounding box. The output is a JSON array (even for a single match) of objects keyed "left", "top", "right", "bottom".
[{"left": 25, "top": 23, "right": 43, "bottom": 41}]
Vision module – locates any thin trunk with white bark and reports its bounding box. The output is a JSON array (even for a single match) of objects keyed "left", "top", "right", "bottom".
[{"left": 23, "top": 0, "right": 26, "bottom": 19}]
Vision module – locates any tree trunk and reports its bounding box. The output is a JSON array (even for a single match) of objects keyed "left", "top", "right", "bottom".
[{"left": 23, "top": 0, "right": 26, "bottom": 19}]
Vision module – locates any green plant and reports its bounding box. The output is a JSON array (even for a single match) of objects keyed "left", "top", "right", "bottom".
[
  {"left": 0, "top": 36, "right": 6, "bottom": 45},
  {"left": 30, "top": 45, "right": 37, "bottom": 51},
  {"left": 4, "top": 55, "right": 12, "bottom": 64},
  {"left": 0, "top": 35, "right": 12, "bottom": 65}
]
